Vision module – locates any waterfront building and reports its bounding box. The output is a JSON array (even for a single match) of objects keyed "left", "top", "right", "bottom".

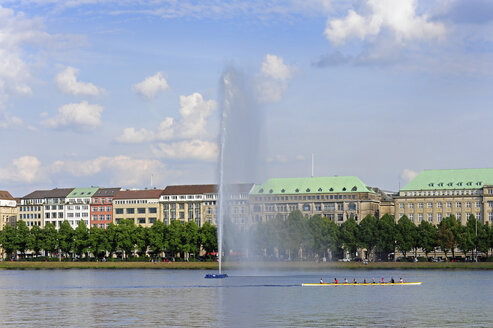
[
  {"left": 113, "top": 189, "right": 164, "bottom": 227},
  {"left": 65, "top": 187, "right": 99, "bottom": 229},
  {"left": 0, "top": 191, "right": 17, "bottom": 229},
  {"left": 395, "top": 168, "right": 493, "bottom": 225},
  {"left": 249, "top": 176, "right": 381, "bottom": 224},
  {"left": 90, "top": 187, "right": 120, "bottom": 228},
  {"left": 18, "top": 189, "right": 47, "bottom": 228},
  {"left": 161, "top": 184, "right": 253, "bottom": 227},
  {"left": 161, "top": 184, "right": 217, "bottom": 226}
]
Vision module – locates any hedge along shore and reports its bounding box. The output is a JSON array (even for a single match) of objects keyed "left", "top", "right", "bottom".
[{"left": 0, "top": 261, "right": 492, "bottom": 270}]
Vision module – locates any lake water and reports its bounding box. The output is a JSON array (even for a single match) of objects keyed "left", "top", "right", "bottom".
[{"left": 0, "top": 269, "right": 491, "bottom": 327}]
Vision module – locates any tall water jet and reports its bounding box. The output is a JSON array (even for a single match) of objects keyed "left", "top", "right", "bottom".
[{"left": 216, "top": 67, "right": 262, "bottom": 274}]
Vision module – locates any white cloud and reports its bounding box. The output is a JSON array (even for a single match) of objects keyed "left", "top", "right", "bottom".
[
  {"left": 133, "top": 72, "right": 169, "bottom": 100},
  {"left": 42, "top": 101, "right": 104, "bottom": 129},
  {"left": 52, "top": 155, "right": 167, "bottom": 186},
  {"left": 324, "top": 0, "right": 446, "bottom": 46},
  {"left": 400, "top": 168, "right": 419, "bottom": 182},
  {"left": 152, "top": 140, "right": 218, "bottom": 162},
  {"left": 261, "top": 54, "right": 293, "bottom": 81},
  {"left": 117, "top": 93, "right": 216, "bottom": 143},
  {"left": 0, "top": 112, "right": 23, "bottom": 128},
  {"left": 177, "top": 93, "right": 216, "bottom": 139},
  {"left": 55, "top": 66, "right": 105, "bottom": 96},
  {"left": 0, "top": 155, "right": 43, "bottom": 183},
  {"left": 256, "top": 54, "right": 295, "bottom": 103}
]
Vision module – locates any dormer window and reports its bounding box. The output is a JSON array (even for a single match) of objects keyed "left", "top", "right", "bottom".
[
  {"left": 318, "top": 188, "right": 322, "bottom": 192},
  {"left": 281, "top": 189, "right": 285, "bottom": 193},
  {"left": 457, "top": 182, "right": 462, "bottom": 186},
  {"left": 269, "top": 189, "right": 273, "bottom": 194},
  {"left": 352, "top": 186, "right": 357, "bottom": 191},
  {"left": 306, "top": 188, "right": 310, "bottom": 192},
  {"left": 329, "top": 188, "right": 334, "bottom": 192},
  {"left": 342, "top": 187, "right": 347, "bottom": 191},
  {"left": 295, "top": 188, "right": 299, "bottom": 193},
  {"left": 429, "top": 183, "right": 434, "bottom": 187},
  {"left": 259, "top": 188, "right": 264, "bottom": 194}
]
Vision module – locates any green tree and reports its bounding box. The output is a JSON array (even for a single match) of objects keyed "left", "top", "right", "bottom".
[
  {"left": 116, "top": 219, "right": 136, "bottom": 259},
  {"left": 183, "top": 221, "right": 200, "bottom": 260},
  {"left": 358, "top": 214, "right": 378, "bottom": 261},
  {"left": 0, "top": 225, "right": 17, "bottom": 259},
  {"left": 199, "top": 222, "right": 217, "bottom": 258},
  {"left": 339, "top": 217, "right": 359, "bottom": 258},
  {"left": 284, "top": 210, "right": 311, "bottom": 260},
  {"left": 149, "top": 221, "right": 167, "bottom": 258},
  {"left": 457, "top": 215, "right": 476, "bottom": 259},
  {"left": 395, "top": 215, "right": 417, "bottom": 258},
  {"left": 43, "top": 223, "right": 58, "bottom": 257},
  {"left": 16, "top": 220, "right": 31, "bottom": 258},
  {"left": 477, "top": 222, "right": 490, "bottom": 257},
  {"left": 308, "top": 215, "right": 328, "bottom": 259},
  {"left": 58, "top": 220, "right": 74, "bottom": 258},
  {"left": 88, "top": 226, "right": 108, "bottom": 259},
  {"left": 418, "top": 220, "right": 437, "bottom": 258},
  {"left": 134, "top": 226, "right": 150, "bottom": 258},
  {"left": 29, "top": 225, "right": 44, "bottom": 257},
  {"left": 73, "top": 220, "right": 89, "bottom": 259},
  {"left": 376, "top": 214, "right": 396, "bottom": 261},
  {"left": 105, "top": 223, "right": 119, "bottom": 258},
  {"left": 438, "top": 215, "right": 459, "bottom": 260},
  {"left": 166, "top": 220, "right": 185, "bottom": 260}
]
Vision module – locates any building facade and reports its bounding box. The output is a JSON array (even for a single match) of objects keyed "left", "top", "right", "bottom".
[
  {"left": 249, "top": 176, "right": 381, "bottom": 224},
  {"left": 395, "top": 168, "right": 493, "bottom": 225},
  {"left": 65, "top": 188, "right": 99, "bottom": 229},
  {"left": 18, "top": 190, "right": 46, "bottom": 228},
  {"left": 0, "top": 191, "right": 17, "bottom": 229},
  {"left": 161, "top": 185, "right": 217, "bottom": 227},
  {"left": 91, "top": 188, "right": 120, "bottom": 228},
  {"left": 113, "top": 189, "right": 164, "bottom": 227}
]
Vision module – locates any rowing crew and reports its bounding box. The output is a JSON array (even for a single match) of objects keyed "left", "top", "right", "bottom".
[{"left": 320, "top": 277, "right": 404, "bottom": 284}]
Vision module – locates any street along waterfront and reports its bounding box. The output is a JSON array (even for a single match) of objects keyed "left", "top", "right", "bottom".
[{"left": 0, "top": 269, "right": 491, "bottom": 327}]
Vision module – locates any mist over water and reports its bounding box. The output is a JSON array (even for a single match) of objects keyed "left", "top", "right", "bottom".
[{"left": 217, "top": 68, "right": 263, "bottom": 271}]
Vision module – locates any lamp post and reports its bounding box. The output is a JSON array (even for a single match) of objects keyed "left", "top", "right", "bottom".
[{"left": 475, "top": 217, "right": 478, "bottom": 262}]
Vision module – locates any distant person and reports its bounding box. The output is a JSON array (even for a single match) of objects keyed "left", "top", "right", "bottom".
[
  {"left": 353, "top": 278, "right": 357, "bottom": 284},
  {"left": 320, "top": 278, "right": 324, "bottom": 284},
  {"left": 381, "top": 277, "right": 385, "bottom": 283},
  {"left": 372, "top": 278, "right": 376, "bottom": 284},
  {"left": 344, "top": 278, "right": 348, "bottom": 284},
  {"left": 363, "top": 278, "right": 367, "bottom": 284},
  {"left": 334, "top": 278, "right": 338, "bottom": 284},
  {"left": 391, "top": 277, "right": 395, "bottom": 284},
  {"left": 399, "top": 277, "right": 403, "bottom": 283}
]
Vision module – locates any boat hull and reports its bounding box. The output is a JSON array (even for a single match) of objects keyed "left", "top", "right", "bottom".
[{"left": 302, "top": 282, "right": 422, "bottom": 286}]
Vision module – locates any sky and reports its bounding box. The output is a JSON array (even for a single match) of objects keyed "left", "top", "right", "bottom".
[{"left": 0, "top": 0, "right": 492, "bottom": 197}]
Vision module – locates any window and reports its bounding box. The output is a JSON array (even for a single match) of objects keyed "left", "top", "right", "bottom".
[
  {"left": 99, "top": 215, "right": 104, "bottom": 221},
  {"left": 447, "top": 202, "right": 452, "bottom": 208},
  {"left": 437, "top": 213, "right": 443, "bottom": 222},
  {"left": 399, "top": 203, "right": 404, "bottom": 209},
  {"left": 149, "top": 218, "right": 156, "bottom": 224},
  {"left": 418, "top": 213, "right": 423, "bottom": 222},
  {"left": 302, "top": 204, "right": 311, "bottom": 211},
  {"left": 489, "top": 212, "right": 493, "bottom": 221},
  {"left": 437, "top": 202, "right": 442, "bottom": 209},
  {"left": 418, "top": 203, "right": 423, "bottom": 209},
  {"left": 149, "top": 207, "right": 157, "bottom": 214},
  {"left": 115, "top": 208, "right": 123, "bottom": 214},
  {"left": 466, "top": 202, "right": 471, "bottom": 208},
  {"left": 476, "top": 201, "right": 481, "bottom": 208},
  {"left": 427, "top": 202, "right": 432, "bottom": 208},
  {"left": 428, "top": 213, "right": 433, "bottom": 222},
  {"left": 106, "top": 215, "right": 111, "bottom": 220},
  {"left": 409, "top": 203, "right": 414, "bottom": 209},
  {"left": 138, "top": 218, "right": 146, "bottom": 224},
  {"left": 409, "top": 213, "right": 414, "bottom": 222},
  {"left": 126, "top": 208, "right": 135, "bottom": 214},
  {"left": 456, "top": 213, "right": 462, "bottom": 220},
  {"left": 456, "top": 202, "right": 462, "bottom": 208},
  {"left": 337, "top": 214, "right": 343, "bottom": 222},
  {"left": 348, "top": 202, "right": 356, "bottom": 210},
  {"left": 92, "top": 206, "right": 98, "bottom": 212},
  {"left": 138, "top": 208, "right": 146, "bottom": 214},
  {"left": 99, "top": 207, "right": 104, "bottom": 212}
]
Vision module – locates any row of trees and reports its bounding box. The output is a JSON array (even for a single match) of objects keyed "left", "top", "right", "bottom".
[
  {"left": 0, "top": 219, "right": 217, "bottom": 261},
  {"left": 243, "top": 211, "right": 493, "bottom": 261}
]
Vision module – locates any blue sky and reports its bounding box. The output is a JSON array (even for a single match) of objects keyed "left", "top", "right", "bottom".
[{"left": 0, "top": 0, "right": 492, "bottom": 197}]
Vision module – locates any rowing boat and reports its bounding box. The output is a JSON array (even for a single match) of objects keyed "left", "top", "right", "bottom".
[{"left": 302, "top": 282, "right": 422, "bottom": 287}]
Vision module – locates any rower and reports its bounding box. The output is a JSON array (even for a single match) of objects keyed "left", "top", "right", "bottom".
[
  {"left": 381, "top": 277, "right": 385, "bottom": 283},
  {"left": 353, "top": 278, "right": 357, "bottom": 284},
  {"left": 391, "top": 277, "right": 395, "bottom": 284},
  {"left": 344, "top": 278, "right": 348, "bottom": 284},
  {"left": 320, "top": 278, "right": 324, "bottom": 284},
  {"left": 334, "top": 278, "right": 338, "bottom": 284},
  {"left": 372, "top": 278, "right": 375, "bottom": 284},
  {"left": 363, "top": 278, "right": 367, "bottom": 284},
  {"left": 399, "top": 277, "right": 403, "bottom": 283}
]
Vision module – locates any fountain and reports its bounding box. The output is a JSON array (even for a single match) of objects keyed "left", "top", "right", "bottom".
[{"left": 205, "top": 67, "right": 262, "bottom": 278}]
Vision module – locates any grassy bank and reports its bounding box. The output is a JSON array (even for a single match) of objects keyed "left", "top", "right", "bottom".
[{"left": 0, "top": 261, "right": 492, "bottom": 270}]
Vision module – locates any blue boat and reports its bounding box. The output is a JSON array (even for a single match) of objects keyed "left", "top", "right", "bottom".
[{"left": 204, "top": 273, "right": 228, "bottom": 279}]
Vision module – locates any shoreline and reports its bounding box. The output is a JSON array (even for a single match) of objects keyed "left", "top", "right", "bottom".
[{"left": 0, "top": 261, "right": 492, "bottom": 270}]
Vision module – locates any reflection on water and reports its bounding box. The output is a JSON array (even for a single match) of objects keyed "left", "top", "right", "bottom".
[{"left": 0, "top": 269, "right": 491, "bottom": 327}]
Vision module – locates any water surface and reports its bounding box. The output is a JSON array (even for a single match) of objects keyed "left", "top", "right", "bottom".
[{"left": 0, "top": 269, "right": 490, "bottom": 327}]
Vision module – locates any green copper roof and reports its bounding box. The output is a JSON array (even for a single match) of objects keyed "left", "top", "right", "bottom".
[
  {"left": 401, "top": 168, "right": 493, "bottom": 191},
  {"left": 67, "top": 187, "right": 100, "bottom": 198},
  {"left": 250, "top": 176, "right": 373, "bottom": 195}
]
